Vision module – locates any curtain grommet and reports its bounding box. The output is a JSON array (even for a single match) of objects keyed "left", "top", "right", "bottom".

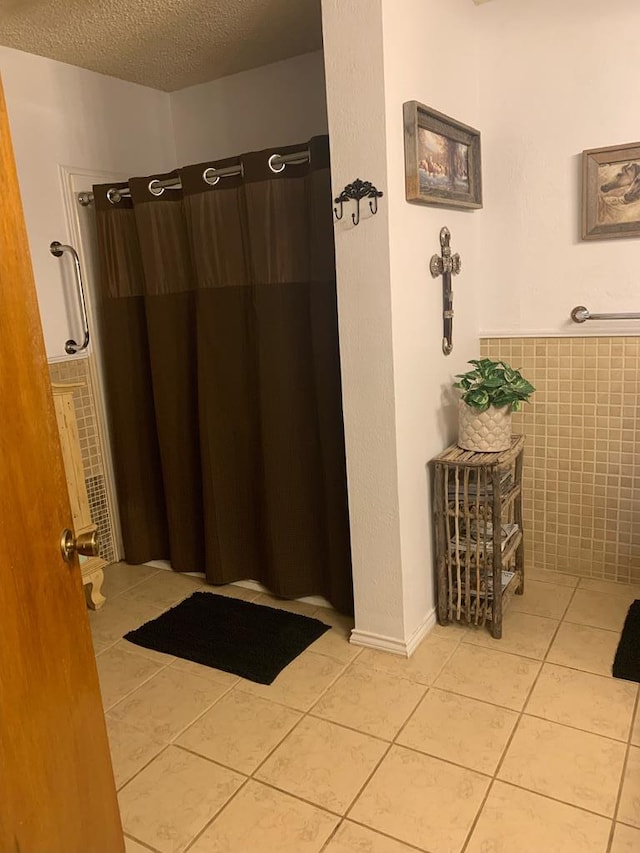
[
  {"left": 268, "top": 154, "right": 286, "bottom": 174},
  {"left": 148, "top": 179, "right": 165, "bottom": 197}
]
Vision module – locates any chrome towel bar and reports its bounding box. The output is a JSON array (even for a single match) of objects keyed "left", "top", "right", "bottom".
[
  {"left": 571, "top": 305, "right": 640, "bottom": 323},
  {"left": 50, "top": 241, "right": 90, "bottom": 354}
]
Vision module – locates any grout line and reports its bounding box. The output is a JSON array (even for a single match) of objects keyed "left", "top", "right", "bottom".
[
  {"left": 124, "top": 622, "right": 355, "bottom": 850},
  {"left": 105, "top": 572, "right": 635, "bottom": 851},
  {"left": 123, "top": 831, "right": 161, "bottom": 852},
  {"left": 101, "top": 655, "right": 175, "bottom": 714},
  {"left": 182, "top": 775, "right": 253, "bottom": 852},
  {"left": 459, "top": 582, "right": 580, "bottom": 853},
  {"left": 101, "top": 567, "right": 163, "bottom": 601},
  {"left": 605, "top": 689, "right": 640, "bottom": 853},
  {"left": 327, "top": 818, "right": 429, "bottom": 853},
  {"left": 318, "top": 821, "right": 344, "bottom": 852}
]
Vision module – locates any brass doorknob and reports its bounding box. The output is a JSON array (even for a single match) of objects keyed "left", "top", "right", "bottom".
[{"left": 60, "top": 529, "right": 99, "bottom": 562}]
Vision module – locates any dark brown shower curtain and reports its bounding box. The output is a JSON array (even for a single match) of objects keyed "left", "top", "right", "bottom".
[{"left": 93, "top": 136, "right": 353, "bottom": 614}]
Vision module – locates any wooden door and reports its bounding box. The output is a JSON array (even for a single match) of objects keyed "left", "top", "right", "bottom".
[{"left": 0, "top": 81, "right": 124, "bottom": 852}]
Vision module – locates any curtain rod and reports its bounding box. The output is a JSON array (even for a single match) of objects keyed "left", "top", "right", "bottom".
[{"left": 77, "top": 148, "right": 311, "bottom": 207}]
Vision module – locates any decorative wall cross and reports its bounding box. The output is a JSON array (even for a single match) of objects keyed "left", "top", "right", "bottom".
[{"left": 430, "top": 227, "right": 461, "bottom": 355}]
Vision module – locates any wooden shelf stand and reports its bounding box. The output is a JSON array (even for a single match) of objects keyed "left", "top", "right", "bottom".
[{"left": 432, "top": 435, "right": 525, "bottom": 639}]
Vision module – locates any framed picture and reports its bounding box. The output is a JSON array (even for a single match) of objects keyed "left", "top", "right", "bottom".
[
  {"left": 403, "top": 101, "right": 482, "bottom": 210},
  {"left": 582, "top": 141, "right": 640, "bottom": 240}
]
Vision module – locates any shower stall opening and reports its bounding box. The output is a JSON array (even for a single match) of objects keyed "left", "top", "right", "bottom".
[{"left": 72, "top": 135, "right": 354, "bottom": 615}]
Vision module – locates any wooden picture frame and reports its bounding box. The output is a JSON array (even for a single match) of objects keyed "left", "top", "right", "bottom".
[
  {"left": 582, "top": 141, "right": 640, "bottom": 240},
  {"left": 403, "top": 101, "right": 482, "bottom": 210}
]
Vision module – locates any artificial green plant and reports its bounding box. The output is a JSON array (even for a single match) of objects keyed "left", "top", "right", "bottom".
[{"left": 454, "top": 358, "right": 535, "bottom": 412}]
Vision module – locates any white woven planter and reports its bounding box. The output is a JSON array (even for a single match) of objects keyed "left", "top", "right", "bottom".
[{"left": 458, "top": 400, "right": 512, "bottom": 452}]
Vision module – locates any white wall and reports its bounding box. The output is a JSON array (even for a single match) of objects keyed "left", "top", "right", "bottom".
[
  {"left": 170, "top": 51, "right": 328, "bottom": 164},
  {"left": 477, "top": 0, "right": 640, "bottom": 336},
  {"left": 2, "top": 47, "right": 328, "bottom": 358},
  {"left": 322, "top": 0, "right": 482, "bottom": 649},
  {"left": 381, "top": 0, "right": 482, "bottom": 641},
  {"left": 1, "top": 46, "right": 176, "bottom": 358},
  {"left": 322, "top": 0, "right": 405, "bottom": 646}
]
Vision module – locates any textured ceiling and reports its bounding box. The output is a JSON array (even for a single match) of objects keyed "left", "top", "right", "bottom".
[{"left": 0, "top": 0, "right": 323, "bottom": 91}]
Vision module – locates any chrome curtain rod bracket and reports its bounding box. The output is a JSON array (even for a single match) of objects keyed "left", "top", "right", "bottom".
[
  {"left": 571, "top": 305, "right": 640, "bottom": 323},
  {"left": 50, "top": 241, "right": 90, "bottom": 354}
]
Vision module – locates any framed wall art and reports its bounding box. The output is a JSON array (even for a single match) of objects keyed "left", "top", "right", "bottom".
[
  {"left": 582, "top": 141, "right": 640, "bottom": 240},
  {"left": 403, "top": 101, "right": 482, "bottom": 210}
]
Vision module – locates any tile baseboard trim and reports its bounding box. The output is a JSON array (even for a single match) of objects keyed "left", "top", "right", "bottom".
[
  {"left": 350, "top": 608, "right": 437, "bottom": 658},
  {"left": 480, "top": 328, "right": 640, "bottom": 338}
]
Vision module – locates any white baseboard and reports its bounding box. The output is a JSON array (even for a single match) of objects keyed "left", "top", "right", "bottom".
[{"left": 350, "top": 608, "right": 437, "bottom": 658}]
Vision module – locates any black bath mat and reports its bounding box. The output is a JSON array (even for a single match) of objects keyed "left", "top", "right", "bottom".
[
  {"left": 124, "top": 591, "right": 331, "bottom": 685},
  {"left": 612, "top": 600, "right": 640, "bottom": 683}
]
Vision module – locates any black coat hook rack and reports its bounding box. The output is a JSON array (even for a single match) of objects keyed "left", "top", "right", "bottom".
[{"left": 333, "top": 179, "right": 384, "bottom": 226}]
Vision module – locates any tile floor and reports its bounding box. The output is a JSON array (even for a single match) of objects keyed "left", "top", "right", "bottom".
[{"left": 89, "top": 563, "right": 640, "bottom": 853}]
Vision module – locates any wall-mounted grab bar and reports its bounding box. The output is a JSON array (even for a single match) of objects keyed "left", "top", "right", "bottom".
[
  {"left": 50, "top": 241, "right": 90, "bottom": 354},
  {"left": 571, "top": 305, "right": 640, "bottom": 323}
]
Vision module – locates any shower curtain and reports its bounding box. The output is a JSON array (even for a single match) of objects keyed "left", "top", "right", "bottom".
[{"left": 93, "top": 136, "right": 353, "bottom": 614}]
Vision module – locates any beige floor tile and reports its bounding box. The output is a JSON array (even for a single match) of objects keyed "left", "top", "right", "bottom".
[
  {"left": 578, "top": 578, "right": 640, "bottom": 598},
  {"left": 463, "top": 611, "right": 558, "bottom": 660},
  {"left": 527, "top": 568, "right": 579, "bottom": 587},
  {"left": 547, "top": 622, "right": 620, "bottom": 677},
  {"left": 434, "top": 644, "right": 541, "bottom": 710},
  {"left": 102, "top": 561, "right": 159, "bottom": 598},
  {"left": 254, "top": 592, "right": 319, "bottom": 616},
  {"left": 312, "top": 608, "right": 354, "bottom": 633},
  {"left": 509, "top": 580, "right": 575, "bottom": 619},
  {"left": 429, "top": 621, "right": 471, "bottom": 644},
  {"left": 198, "top": 583, "right": 261, "bottom": 602},
  {"left": 397, "top": 688, "right": 518, "bottom": 775},
  {"left": 525, "top": 663, "right": 637, "bottom": 741},
  {"left": 357, "top": 635, "right": 459, "bottom": 685},
  {"left": 88, "top": 596, "right": 165, "bottom": 649},
  {"left": 169, "top": 658, "right": 240, "bottom": 689},
  {"left": 565, "top": 589, "right": 632, "bottom": 633},
  {"left": 124, "top": 837, "right": 152, "bottom": 853},
  {"left": 90, "top": 634, "right": 112, "bottom": 654},
  {"left": 618, "top": 746, "right": 640, "bottom": 828},
  {"left": 125, "top": 571, "right": 204, "bottom": 610},
  {"left": 105, "top": 715, "right": 165, "bottom": 789},
  {"left": 176, "top": 689, "right": 301, "bottom": 774},
  {"left": 109, "top": 667, "right": 228, "bottom": 742},
  {"left": 324, "top": 822, "right": 418, "bottom": 852},
  {"left": 240, "top": 651, "right": 345, "bottom": 712},
  {"left": 465, "top": 781, "right": 611, "bottom": 853},
  {"left": 498, "top": 715, "right": 626, "bottom": 816},
  {"left": 96, "top": 644, "right": 167, "bottom": 710},
  {"left": 311, "top": 662, "right": 425, "bottom": 740},
  {"left": 118, "top": 746, "right": 243, "bottom": 853},
  {"left": 310, "top": 610, "right": 361, "bottom": 663},
  {"left": 189, "top": 780, "right": 338, "bottom": 852},
  {"left": 611, "top": 822, "right": 640, "bottom": 852},
  {"left": 255, "top": 716, "right": 387, "bottom": 815},
  {"left": 118, "top": 638, "right": 176, "bottom": 666},
  {"left": 350, "top": 745, "right": 489, "bottom": 853}
]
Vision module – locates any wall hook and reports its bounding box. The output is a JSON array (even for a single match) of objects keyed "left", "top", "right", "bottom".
[
  {"left": 352, "top": 198, "right": 361, "bottom": 226},
  {"left": 333, "top": 179, "right": 383, "bottom": 227}
]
